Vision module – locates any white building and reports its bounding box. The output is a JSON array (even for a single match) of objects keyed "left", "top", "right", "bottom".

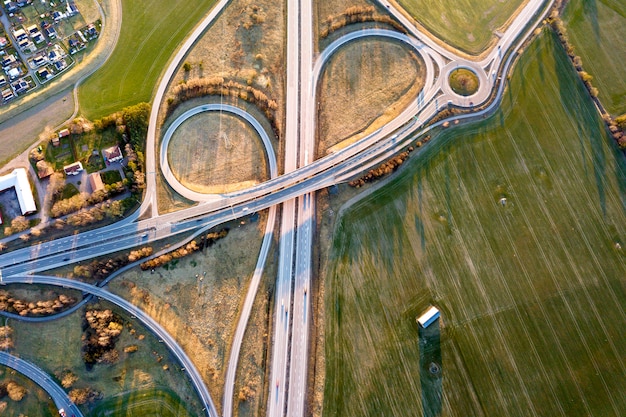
[
  {"left": 417, "top": 306, "right": 440, "bottom": 328},
  {"left": 0, "top": 168, "right": 37, "bottom": 215}
]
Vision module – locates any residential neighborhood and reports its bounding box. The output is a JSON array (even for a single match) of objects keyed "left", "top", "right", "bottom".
[{"left": 0, "top": 0, "right": 100, "bottom": 103}]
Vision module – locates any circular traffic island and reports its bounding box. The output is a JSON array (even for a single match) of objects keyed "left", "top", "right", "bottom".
[
  {"left": 448, "top": 68, "right": 479, "bottom": 96},
  {"left": 166, "top": 111, "right": 268, "bottom": 194}
]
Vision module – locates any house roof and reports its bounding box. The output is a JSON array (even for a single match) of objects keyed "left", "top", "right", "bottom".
[
  {"left": 0, "top": 168, "right": 37, "bottom": 215},
  {"left": 88, "top": 172, "right": 104, "bottom": 192},
  {"left": 63, "top": 161, "right": 83, "bottom": 174},
  {"left": 102, "top": 144, "right": 122, "bottom": 161}
]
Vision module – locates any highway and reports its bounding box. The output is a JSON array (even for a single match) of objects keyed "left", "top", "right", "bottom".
[
  {"left": 286, "top": 0, "right": 315, "bottom": 413},
  {"left": 0, "top": 0, "right": 555, "bottom": 415},
  {"left": 1, "top": 275, "right": 218, "bottom": 417},
  {"left": 222, "top": 104, "right": 279, "bottom": 416},
  {"left": 266, "top": 0, "right": 301, "bottom": 413},
  {"left": 0, "top": 351, "right": 83, "bottom": 417}
]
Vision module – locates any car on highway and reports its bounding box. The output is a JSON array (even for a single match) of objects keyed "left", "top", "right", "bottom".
[{"left": 58, "top": 409, "right": 67, "bottom": 417}]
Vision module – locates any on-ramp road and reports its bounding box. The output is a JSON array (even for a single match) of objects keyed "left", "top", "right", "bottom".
[{"left": 0, "top": 351, "right": 83, "bottom": 417}]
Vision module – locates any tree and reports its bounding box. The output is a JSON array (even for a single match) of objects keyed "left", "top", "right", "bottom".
[
  {"left": 10, "top": 216, "right": 29, "bottom": 234},
  {"left": 36, "top": 160, "right": 54, "bottom": 179},
  {"left": 615, "top": 114, "right": 626, "bottom": 130},
  {"left": 122, "top": 103, "right": 151, "bottom": 150},
  {"left": 46, "top": 172, "right": 66, "bottom": 207},
  {"left": 6, "top": 381, "right": 26, "bottom": 401}
]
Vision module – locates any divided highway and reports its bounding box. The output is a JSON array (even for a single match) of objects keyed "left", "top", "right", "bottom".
[{"left": 0, "top": 1, "right": 555, "bottom": 416}]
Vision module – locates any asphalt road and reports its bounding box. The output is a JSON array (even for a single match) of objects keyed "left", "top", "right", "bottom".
[
  {"left": 0, "top": 351, "right": 83, "bottom": 417},
  {"left": 1, "top": 275, "right": 218, "bottom": 417},
  {"left": 266, "top": 0, "right": 302, "bottom": 414},
  {"left": 0, "top": 1, "right": 554, "bottom": 415},
  {"left": 160, "top": 104, "right": 278, "bottom": 202}
]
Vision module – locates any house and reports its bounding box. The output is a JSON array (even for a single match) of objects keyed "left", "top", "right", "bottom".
[
  {"left": 417, "top": 306, "right": 440, "bottom": 328},
  {"left": 32, "top": 54, "right": 47, "bottom": 68},
  {"left": 44, "top": 26, "right": 57, "bottom": 39},
  {"left": 13, "top": 29, "right": 27, "bottom": 42},
  {"left": 66, "top": 2, "right": 78, "bottom": 15},
  {"left": 52, "top": 11, "right": 64, "bottom": 22},
  {"left": 76, "top": 30, "right": 87, "bottom": 43},
  {"left": 86, "top": 24, "right": 98, "bottom": 39},
  {"left": 1, "top": 54, "right": 16, "bottom": 69},
  {"left": 0, "top": 75, "right": 6, "bottom": 87},
  {"left": 36, "top": 67, "right": 51, "bottom": 80},
  {"left": 102, "top": 144, "right": 123, "bottom": 163},
  {"left": 54, "top": 59, "right": 67, "bottom": 71},
  {"left": 0, "top": 37, "right": 8, "bottom": 48},
  {"left": 27, "top": 24, "right": 38, "bottom": 35},
  {"left": 32, "top": 32, "right": 44, "bottom": 44},
  {"left": 0, "top": 168, "right": 37, "bottom": 215},
  {"left": 7, "top": 67, "right": 20, "bottom": 80},
  {"left": 63, "top": 161, "right": 83, "bottom": 176},
  {"left": 5, "top": 1, "right": 18, "bottom": 13},
  {"left": 2, "top": 88, "right": 14, "bottom": 101},
  {"left": 58, "top": 128, "right": 70, "bottom": 138},
  {"left": 18, "top": 39, "right": 31, "bottom": 51},
  {"left": 88, "top": 172, "right": 104, "bottom": 192},
  {"left": 12, "top": 78, "right": 29, "bottom": 94}
]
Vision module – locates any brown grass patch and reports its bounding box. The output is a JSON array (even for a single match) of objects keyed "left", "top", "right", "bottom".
[
  {"left": 161, "top": 0, "right": 285, "bottom": 140},
  {"left": 109, "top": 212, "right": 269, "bottom": 415},
  {"left": 167, "top": 111, "right": 268, "bottom": 194},
  {"left": 317, "top": 39, "right": 425, "bottom": 156}
]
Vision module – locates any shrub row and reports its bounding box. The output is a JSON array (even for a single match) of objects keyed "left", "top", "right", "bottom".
[
  {"left": 140, "top": 229, "right": 229, "bottom": 270},
  {"left": 166, "top": 77, "right": 278, "bottom": 135},
  {"left": 321, "top": 6, "right": 407, "bottom": 38},
  {"left": 548, "top": 10, "right": 626, "bottom": 149}
]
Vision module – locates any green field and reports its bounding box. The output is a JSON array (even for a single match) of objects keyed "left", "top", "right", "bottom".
[
  {"left": 89, "top": 388, "right": 195, "bottom": 417},
  {"left": 563, "top": 0, "right": 626, "bottom": 116},
  {"left": 78, "top": 0, "right": 216, "bottom": 119},
  {"left": 324, "top": 30, "right": 626, "bottom": 417},
  {"left": 397, "top": 0, "right": 524, "bottom": 54}
]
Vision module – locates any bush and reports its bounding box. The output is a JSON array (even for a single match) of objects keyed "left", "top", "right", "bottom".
[{"left": 101, "top": 170, "right": 122, "bottom": 185}]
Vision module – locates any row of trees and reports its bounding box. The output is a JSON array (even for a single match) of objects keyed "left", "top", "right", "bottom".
[
  {"left": 348, "top": 135, "right": 432, "bottom": 187},
  {"left": 73, "top": 246, "right": 153, "bottom": 281},
  {"left": 49, "top": 179, "right": 125, "bottom": 218},
  {"left": 166, "top": 77, "right": 279, "bottom": 134},
  {"left": 349, "top": 147, "right": 414, "bottom": 187},
  {"left": 321, "top": 6, "right": 407, "bottom": 39},
  {"left": 0, "top": 289, "right": 75, "bottom": 317},
  {"left": 139, "top": 229, "right": 229, "bottom": 270},
  {"left": 548, "top": 11, "right": 626, "bottom": 149}
]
